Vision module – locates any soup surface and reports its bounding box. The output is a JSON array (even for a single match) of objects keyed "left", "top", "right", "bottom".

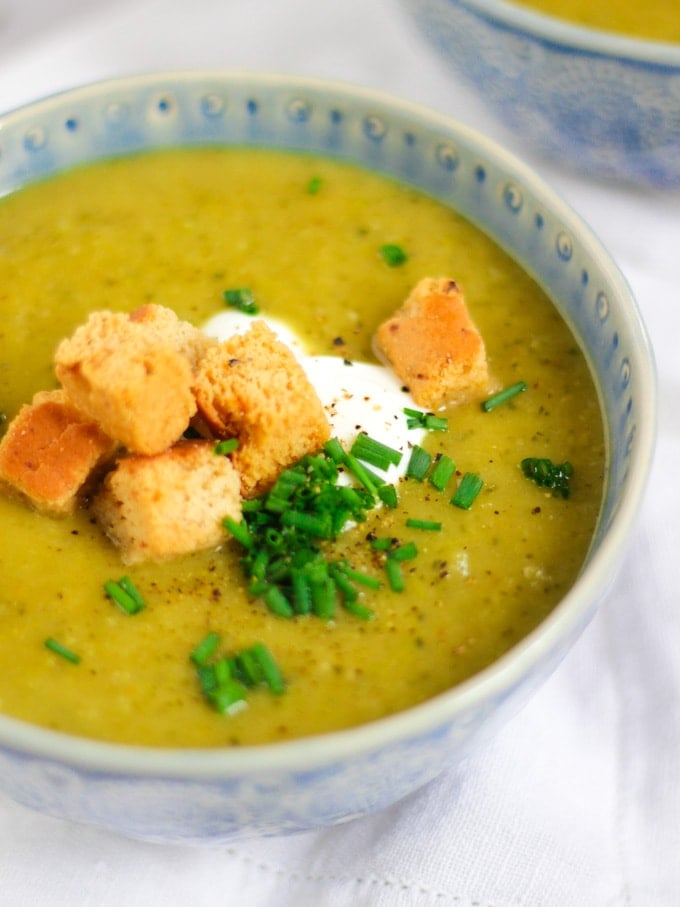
[
  {"left": 0, "top": 148, "right": 605, "bottom": 746},
  {"left": 510, "top": 0, "right": 680, "bottom": 43}
]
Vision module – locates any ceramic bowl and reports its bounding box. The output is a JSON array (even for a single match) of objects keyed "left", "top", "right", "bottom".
[
  {"left": 0, "top": 72, "right": 655, "bottom": 843},
  {"left": 401, "top": 0, "right": 680, "bottom": 186}
]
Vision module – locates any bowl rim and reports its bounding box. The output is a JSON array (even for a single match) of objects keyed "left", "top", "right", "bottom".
[
  {"left": 0, "top": 70, "right": 657, "bottom": 778},
  {"left": 449, "top": 0, "right": 680, "bottom": 65}
]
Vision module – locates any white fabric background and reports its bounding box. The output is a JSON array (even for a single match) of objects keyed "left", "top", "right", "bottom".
[{"left": 0, "top": 1, "right": 677, "bottom": 904}]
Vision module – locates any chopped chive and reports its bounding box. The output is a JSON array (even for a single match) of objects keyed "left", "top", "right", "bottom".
[
  {"left": 378, "top": 484, "right": 399, "bottom": 508},
  {"left": 117, "top": 576, "right": 146, "bottom": 613},
  {"left": 263, "top": 585, "right": 294, "bottom": 619},
  {"left": 403, "top": 408, "right": 449, "bottom": 432},
  {"left": 451, "top": 472, "right": 484, "bottom": 509},
  {"left": 223, "top": 287, "right": 258, "bottom": 315},
  {"left": 291, "top": 568, "right": 313, "bottom": 615},
  {"left": 223, "top": 516, "right": 254, "bottom": 549},
  {"left": 307, "top": 175, "right": 323, "bottom": 195},
  {"left": 385, "top": 557, "right": 405, "bottom": 592},
  {"left": 406, "top": 518, "right": 442, "bottom": 531},
  {"left": 429, "top": 454, "right": 456, "bottom": 491},
  {"left": 389, "top": 541, "right": 418, "bottom": 562},
  {"left": 406, "top": 444, "right": 432, "bottom": 481},
  {"left": 235, "top": 648, "right": 264, "bottom": 686},
  {"left": 323, "top": 437, "right": 345, "bottom": 463},
  {"left": 424, "top": 413, "right": 448, "bottom": 431},
  {"left": 190, "top": 631, "right": 221, "bottom": 666},
  {"left": 341, "top": 598, "right": 375, "bottom": 621},
  {"left": 334, "top": 563, "right": 382, "bottom": 591},
  {"left": 310, "top": 576, "right": 336, "bottom": 621},
  {"left": 281, "top": 509, "right": 333, "bottom": 538},
  {"left": 44, "top": 637, "right": 80, "bottom": 664},
  {"left": 350, "top": 432, "right": 403, "bottom": 471},
  {"left": 329, "top": 566, "right": 358, "bottom": 602},
  {"left": 214, "top": 438, "right": 239, "bottom": 455},
  {"left": 379, "top": 243, "right": 408, "bottom": 267},
  {"left": 370, "top": 535, "right": 396, "bottom": 551},
  {"left": 250, "top": 642, "right": 286, "bottom": 695},
  {"left": 213, "top": 656, "right": 232, "bottom": 686},
  {"left": 209, "top": 679, "right": 248, "bottom": 715},
  {"left": 196, "top": 663, "right": 217, "bottom": 695},
  {"left": 104, "top": 579, "right": 144, "bottom": 616},
  {"left": 343, "top": 453, "right": 379, "bottom": 497},
  {"left": 482, "top": 380, "right": 527, "bottom": 412}
]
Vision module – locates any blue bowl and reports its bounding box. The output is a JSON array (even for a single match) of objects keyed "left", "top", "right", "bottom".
[
  {"left": 0, "top": 72, "right": 655, "bottom": 843},
  {"left": 401, "top": 0, "right": 680, "bottom": 186}
]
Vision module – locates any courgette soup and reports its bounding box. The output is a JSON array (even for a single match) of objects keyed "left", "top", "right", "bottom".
[{"left": 0, "top": 148, "right": 605, "bottom": 747}]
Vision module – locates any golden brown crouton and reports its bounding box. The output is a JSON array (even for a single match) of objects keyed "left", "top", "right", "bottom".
[
  {"left": 54, "top": 309, "right": 197, "bottom": 455},
  {"left": 129, "top": 303, "right": 216, "bottom": 372},
  {"left": 91, "top": 440, "right": 242, "bottom": 564},
  {"left": 373, "top": 277, "right": 493, "bottom": 409},
  {"left": 0, "top": 389, "right": 117, "bottom": 515},
  {"left": 193, "top": 320, "right": 331, "bottom": 497}
]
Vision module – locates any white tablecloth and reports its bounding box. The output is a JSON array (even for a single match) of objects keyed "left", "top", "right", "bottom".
[{"left": 0, "top": 1, "right": 678, "bottom": 904}]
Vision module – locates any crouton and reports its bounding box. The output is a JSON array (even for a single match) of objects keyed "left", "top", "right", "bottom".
[
  {"left": 193, "top": 320, "right": 331, "bottom": 497},
  {"left": 373, "top": 277, "right": 493, "bottom": 409},
  {"left": 91, "top": 440, "right": 241, "bottom": 564},
  {"left": 0, "top": 389, "right": 117, "bottom": 515},
  {"left": 54, "top": 309, "right": 197, "bottom": 455},
  {"left": 129, "top": 303, "right": 216, "bottom": 372}
]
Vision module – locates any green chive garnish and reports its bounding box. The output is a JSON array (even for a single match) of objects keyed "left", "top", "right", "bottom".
[
  {"left": 223, "top": 287, "right": 258, "bottom": 315},
  {"left": 429, "top": 455, "right": 456, "bottom": 491},
  {"left": 385, "top": 557, "right": 405, "bottom": 592},
  {"left": 250, "top": 642, "right": 286, "bottom": 695},
  {"left": 406, "top": 518, "right": 442, "bottom": 531},
  {"left": 343, "top": 453, "right": 379, "bottom": 498},
  {"left": 403, "top": 408, "right": 448, "bottom": 431},
  {"left": 379, "top": 243, "right": 408, "bottom": 267},
  {"left": 323, "top": 437, "right": 345, "bottom": 463},
  {"left": 214, "top": 438, "right": 239, "bottom": 455},
  {"left": 451, "top": 472, "right": 484, "bottom": 509},
  {"left": 482, "top": 381, "right": 527, "bottom": 412},
  {"left": 307, "top": 176, "right": 323, "bottom": 195},
  {"left": 223, "top": 516, "right": 254, "bottom": 549},
  {"left": 190, "top": 631, "right": 221, "bottom": 666},
  {"left": 406, "top": 445, "right": 432, "bottom": 481},
  {"left": 350, "top": 432, "right": 403, "bottom": 472},
  {"left": 389, "top": 541, "right": 418, "bottom": 562},
  {"left": 263, "top": 585, "right": 294, "bottom": 619},
  {"left": 44, "top": 637, "right": 80, "bottom": 664},
  {"left": 104, "top": 577, "right": 145, "bottom": 615},
  {"left": 378, "top": 484, "right": 399, "bottom": 508},
  {"left": 209, "top": 679, "right": 248, "bottom": 715}
]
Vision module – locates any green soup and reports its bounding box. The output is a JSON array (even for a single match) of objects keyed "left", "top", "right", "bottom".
[
  {"left": 510, "top": 0, "right": 680, "bottom": 43},
  {"left": 0, "top": 148, "right": 605, "bottom": 746}
]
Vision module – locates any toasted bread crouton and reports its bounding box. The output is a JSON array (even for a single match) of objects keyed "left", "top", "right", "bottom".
[
  {"left": 54, "top": 309, "right": 197, "bottom": 455},
  {"left": 129, "top": 303, "right": 216, "bottom": 372},
  {"left": 0, "top": 390, "right": 117, "bottom": 515},
  {"left": 373, "top": 277, "right": 493, "bottom": 409},
  {"left": 91, "top": 440, "right": 241, "bottom": 564},
  {"left": 193, "top": 320, "right": 331, "bottom": 497}
]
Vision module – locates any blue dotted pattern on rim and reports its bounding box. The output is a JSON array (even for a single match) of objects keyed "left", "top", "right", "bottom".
[{"left": 0, "top": 75, "right": 649, "bottom": 842}]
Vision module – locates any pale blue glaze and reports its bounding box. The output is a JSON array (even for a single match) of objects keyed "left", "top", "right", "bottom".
[
  {"left": 0, "top": 74, "right": 655, "bottom": 842},
  {"left": 402, "top": 0, "right": 680, "bottom": 186}
]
